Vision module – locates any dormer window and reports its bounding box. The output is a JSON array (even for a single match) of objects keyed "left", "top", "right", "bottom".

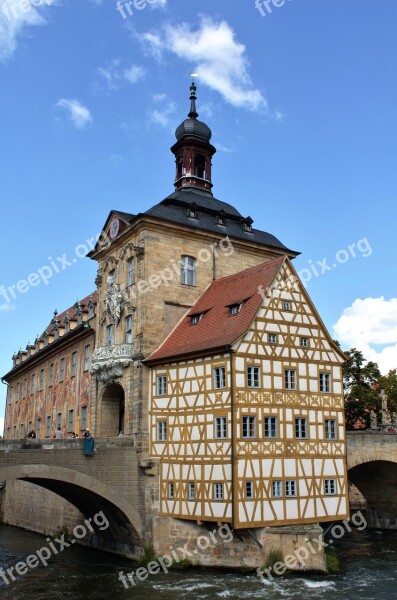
[
  {"left": 243, "top": 217, "right": 254, "bottom": 233},
  {"left": 187, "top": 207, "right": 197, "bottom": 219},
  {"left": 191, "top": 313, "right": 203, "bottom": 325},
  {"left": 229, "top": 303, "right": 242, "bottom": 316},
  {"left": 216, "top": 213, "right": 226, "bottom": 226}
]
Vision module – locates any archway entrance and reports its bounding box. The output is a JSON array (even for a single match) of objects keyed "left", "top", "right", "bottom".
[{"left": 101, "top": 383, "right": 125, "bottom": 437}]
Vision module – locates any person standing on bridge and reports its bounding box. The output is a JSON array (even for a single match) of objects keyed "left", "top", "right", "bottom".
[{"left": 55, "top": 427, "right": 63, "bottom": 439}]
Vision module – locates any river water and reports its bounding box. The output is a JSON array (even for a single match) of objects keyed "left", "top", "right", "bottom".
[{"left": 0, "top": 524, "right": 396, "bottom": 600}]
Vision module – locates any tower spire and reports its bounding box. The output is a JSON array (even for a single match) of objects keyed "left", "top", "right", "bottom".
[{"left": 188, "top": 80, "right": 198, "bottom": 119}]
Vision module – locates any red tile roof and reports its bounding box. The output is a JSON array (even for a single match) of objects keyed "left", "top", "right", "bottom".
[{"left": 145, "top": 257, "right": 286, "bottom": 364}]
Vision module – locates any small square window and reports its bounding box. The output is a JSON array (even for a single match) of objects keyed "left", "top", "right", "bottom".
[
  {"left": 242, "top": 416, "right": 256, "bottom": 439},
  {"left": 295, "top": 418, "right": 307, "bottom": 439},
  {"left": 283, "top": 301, "right": 291, "bottom": 311},
  {"left": 264, "top": 416, "right": 278, "bottom": 439},
  {"left": 214, "top": 483, "right": 224, "bottom": 501},
  {"left": 320, "top": 373, "right": 331, "bottom": 393},
  {"left": 285, "top": 369, "right": 297, "bottom": 390},
  {"left": 168, "top": 483, "right": 175, "bottom": 499},
  {"left": 246, "top": 481, "right": 254, "bottom": 499},
  {"left": 215, "top": 416, "right": 227, "bottom": 439},
  {"left": 230, "top": 304, "right": 241, "bottom": 316},
  {"left": 301, "top": 338, "right": 309, "bottom": 348},
  {"left": 157, "top": 420, "right": 167, "bottom": 441},
  {"left": 188, "top": 482, "right": 196, "bottom": 501},
  {"left": 247, "top": 366, "right": 260, "bottom": 388},
  {"left": 214, "top": 367, "right": 226, "bottom": 389},
  {"left": 191, "top": 314, "right": 203, "bottom": 325},
  {"left": 269, "top": 334, "right": 277, "bottom": 344},
  {"left": 286, "top": 480, "right": 297, "bottom": 497},
  {"left": 325, "top": 479, "right": 337, "bottom": 495},
  {"left": 272, "top": 480, "right": 283, "bottom": 498},
  {"left": 325, "top": 419, "right": 337, "bottom": 440}
]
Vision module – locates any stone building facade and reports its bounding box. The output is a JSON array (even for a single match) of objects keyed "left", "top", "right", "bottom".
[{"left": 1, "top": 83, "right": 347, "bottom": 570}]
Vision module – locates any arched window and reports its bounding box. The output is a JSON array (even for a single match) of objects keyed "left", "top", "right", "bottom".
[
  {"left": 181, "top": 256, "right": 197, "bottom": 286},
  {"left": 194, "top": 154, "right": 206, "bottom": 179},
  {"left": 177, "top": 156, "right": 183, "bottom": 179}
]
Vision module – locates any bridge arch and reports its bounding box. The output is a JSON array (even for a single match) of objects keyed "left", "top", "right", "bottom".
[
  {"left": 347, "top": 434, "right": 397, "bottom": 530},
  {"left": 0, "top": 464, "right": 143, "bottom": 556}
]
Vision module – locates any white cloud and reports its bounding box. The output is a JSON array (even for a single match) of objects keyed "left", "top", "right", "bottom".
[
  {"left": 0, "top": 303, "right": 15, "bottom": 312},
  {"left": 0, "top": 0, "right": 56, "bottom": 62},
  {"left": 148, "top": 93, "right": 176, "bottom": 127},
  {"left": 138, "top": 16, "right": 266, "bottom": 112},
  {"left": 56, "top": 99, "right": 92, "bottom": 129},
  {"left": 333, "top": 297, "right": 397, "bottom": 374},
  {"left": 98, "top": 60, "right": 145, "bottom": 90},
  {"left": 124, "top": 64, "right": 145, "bottom": 83}
]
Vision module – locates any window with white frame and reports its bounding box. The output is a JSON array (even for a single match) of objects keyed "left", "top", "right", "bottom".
[
  {"left": 283, "top": 301, "right": 291, "bottom": 311},
  {"left": 295, "top": 418, "right": 307, "bottom": 439},
  {"left": 301, "top": 337, "right": 309, "bottom": 347},
  {"left": 320, "top": 372, "right": 331, "bottom": 393},
  {"left": 84, "top": 346, "right": 91, "bottom": 372},
  {"left": 125, "top": 315, "right": 133, "bottom": 344},
  {"left": 59, "top": 357, "right": 65, "bottom": 382},
  {"left": 325, "top": 419, "right": 337, "bottom": 440},
  {"left": 157, "top": 420, "right": 167, "bottom": 441},
  {"left": 272, "top": 480, "right": 283, "bottom": 498},
  {"left": 127, "top": 257, "right": 135, "bottom": 287},
  {"left": 242, "top": 416, "right": 256, "bottom": 439},
  {"left": 214, "top": 367, "right": 226, "bottom": 389},
  {"left": 188, "top": 482, "right": 195, "bottom": 501},
  {"left": 168, "top": 482, "right": 175, "bottom": 499},
  {"left": 268, "top": 334, "right": 277, "bottom": 344},
  {"left": 214, "top": 483, "right": 224, "bottom": 501},
  {"left": 106, "top": 324, "right": 114, "bottom": 347},
  {"left": 157, "top": 376, "right": 167, "bottom": 396},
  {"left": 246, "top": 481, "right": 254, "bottom": 499},
  {"left": 247, "top": 366, "right": 260, "bottom": 388},
  {"left": 286, "top": 480, "right": 297, "bottom": 497},
  {"left": 325, "top": 479, "right": 337, "bottom": 495},
  {"left": 264, "top": 416, "right": 278, "bottom": 439},
  {"left": 181, "top": 256, "right": 196, "bottom": 286},
  {"left": 71, "top": 352, "right": 77, "bottom": 378},
  {"left": 285, "top": 369, "right": 297, "bottom": 390},
  {"left": 215, "top": 416, "right": 227, "bottom": 439}
]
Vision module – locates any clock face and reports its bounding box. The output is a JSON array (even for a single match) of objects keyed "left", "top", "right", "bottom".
[{"left": 109, "top": 218, "right": 120, "bottom": 239}]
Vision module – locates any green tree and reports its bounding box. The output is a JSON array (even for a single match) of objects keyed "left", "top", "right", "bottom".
[
  {"left": 342, "top": 348, "right": 381, "bottom": 430},
  {"left": 378, "top": 369, "right": 397, "bottom": 414}
]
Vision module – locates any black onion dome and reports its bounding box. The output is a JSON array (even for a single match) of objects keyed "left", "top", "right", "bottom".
[
  {"left": 175, "top": 118, "right": 212, "bottom": 142},
  {"left": 175, "top": 81, "right": 212, "bottom": 142}
]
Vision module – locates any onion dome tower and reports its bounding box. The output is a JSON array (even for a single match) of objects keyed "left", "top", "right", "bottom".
[{"left": 171, "top": 82, "right": 217, "bottom": 194}]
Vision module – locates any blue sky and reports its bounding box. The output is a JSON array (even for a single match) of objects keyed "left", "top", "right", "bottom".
[{"left": 1, "top": 0, "right": 396, "bottom": 430}]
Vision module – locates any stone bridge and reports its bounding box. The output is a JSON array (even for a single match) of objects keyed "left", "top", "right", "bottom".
[
  {"left": 347, "top": 431, "right": 397, "bottom": 529},
  {"left": 0, "top": 437, "right": 149, "bottom": 556}
]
